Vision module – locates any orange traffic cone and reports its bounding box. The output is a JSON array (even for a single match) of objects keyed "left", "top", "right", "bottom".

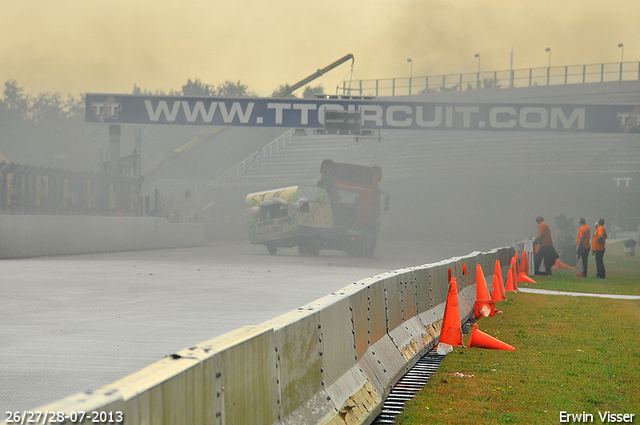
[
  {"left": 438, "top": 278, "right": 464, "bottom": 349},
  {"left": 509, "top": 258, "right": 519, "bottom": 290},
  {"left": 518, "top": 273, "right": 536, "bottom": 283},
  {"left": 476, "top": 264, "right": 491, "bottom": 301},
  {"left": 474, "top": 264, "right": 495, "bottom": 318},
  {"left": 505, "top": 268, "right": 517, "bottom": 292},
  {"left": 553, "top": 259, "right": 573, "bottom": 270},
  {"left": 474, "top": 299, "right": 496, "bottom": 318},
  {"left": 494, "top": 260, "right": 506, "bottom": 300},
  {"left": 520, "top": 251, "right": 530, "bottom": 275},
  {"left": 517, "top": 251, "right": 536, "bottom": 283},
  {"left": 468, "top": 323, "right": 516, "bottom": 351},
  {"left": 491, "top": 273, "right": 506, "bottom": 301}
]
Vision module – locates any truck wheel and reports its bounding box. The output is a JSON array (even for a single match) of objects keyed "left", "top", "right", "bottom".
[
  {"left": 307, "top": 241, "right": 321, "bottom": 256},
  {"left": 363, "top": 232, "right": 377, "bottom": 258},
  {"left": 297, "top": 244, "right": 308, "bottom": 256},
  {"left": 267, "top": 243, "right": 277, "bottom": 255},
  {"left": 346, "top": 241, "right": 364, "bottom": 258}
]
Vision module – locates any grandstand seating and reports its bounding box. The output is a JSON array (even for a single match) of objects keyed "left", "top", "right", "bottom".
[{"left": 203, "top": 81, "right": 640, "bottom": 189}]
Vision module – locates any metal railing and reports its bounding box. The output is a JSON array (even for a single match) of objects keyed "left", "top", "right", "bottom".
[
  {"left": 340, "top": 61, "right": 640, "bottom": 97},
  {"left": 0, "top": 161, "right": 144, "bottom": 216},
  {"left": 207, "top": 128, "right": 295, "bottom": 186}
]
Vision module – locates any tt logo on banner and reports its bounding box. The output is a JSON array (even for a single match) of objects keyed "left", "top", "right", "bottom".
[
  {"left": 91, "top": 96, "right": 123, "bottom": 122},
  {"left": 617, "top": 106, "right": 640, "bottom": 133}
]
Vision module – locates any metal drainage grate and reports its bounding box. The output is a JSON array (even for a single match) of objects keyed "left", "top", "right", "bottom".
[{"left": 372, "top": 320, "right": 475, "bottom": 424}]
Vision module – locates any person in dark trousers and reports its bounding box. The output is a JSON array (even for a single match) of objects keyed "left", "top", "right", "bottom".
[
  {"left": 575, "top": 218, "right": 591, "bottom": 277},
  {"left": 592, "top": 218, "right": 608, "bottom": 278},
  {"left": 533, "top": 215, "right": 558, "bottom": 275}
]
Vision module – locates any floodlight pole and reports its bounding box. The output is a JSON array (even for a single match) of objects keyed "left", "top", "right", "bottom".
[
  {"left": 407, "top": 58, "right": 413, "bottom": 95},
  {"left": 475, "top": 54, "right": 480, "bottom": 89},
  {"left": 545, "top": 48, "right": 551, "bottom": 85},
  {"left": 618, "top": 43, "right": 624, "bottom": 80}
]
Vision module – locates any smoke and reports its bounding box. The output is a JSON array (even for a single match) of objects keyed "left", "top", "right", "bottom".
[
  {"left": 1, "top": 0, "right": 637, "bottom": 97},
  {"left": 368, "top": 0, "right": 637, "bottom": 77}
]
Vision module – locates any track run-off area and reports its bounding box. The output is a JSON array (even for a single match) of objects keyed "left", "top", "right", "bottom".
[{"left": 0, "top": 238, "right": 487, "bottom": 414}]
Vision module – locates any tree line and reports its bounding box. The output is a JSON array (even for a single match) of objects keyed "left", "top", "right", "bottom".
[{"left": 0, "top": 79, "right": 325, "bottom": 125}]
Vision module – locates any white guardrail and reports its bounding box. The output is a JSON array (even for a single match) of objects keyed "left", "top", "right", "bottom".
[{"left": 7, "top": 247, "right": 513, "bottom": 425}]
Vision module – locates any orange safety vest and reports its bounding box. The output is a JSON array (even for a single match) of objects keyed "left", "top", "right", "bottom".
[
  {"left": 576, "top": 224, "right": 591, "bottom": 249},
  {"left": 592, "top": 226, "right": 607, "bottom": 251},
  {"left": 537, "top": 222, "right": 553, "bottom": 246}
]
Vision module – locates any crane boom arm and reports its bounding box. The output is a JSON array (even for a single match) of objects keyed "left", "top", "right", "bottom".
[
  {"left": 143, "top": 54, "right": 354, "bottom": 178},
  {"left": 271, "top": 53, "right": 354, "bottom": 98}
]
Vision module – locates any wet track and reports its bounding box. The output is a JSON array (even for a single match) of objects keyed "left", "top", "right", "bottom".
[{"left": 0, "top": 238, "right": 485, "bottom": 414}]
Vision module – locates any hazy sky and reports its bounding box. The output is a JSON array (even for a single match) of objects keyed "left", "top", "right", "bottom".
[{"left": 1, "top": 0, "right": 638, "bottom": 97}]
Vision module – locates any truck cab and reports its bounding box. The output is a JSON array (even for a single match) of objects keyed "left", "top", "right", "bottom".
[{"left": 317, "top": 159, "right": 383, "bottom": 257}]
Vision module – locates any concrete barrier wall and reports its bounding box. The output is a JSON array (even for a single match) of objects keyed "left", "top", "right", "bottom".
[
  {"left": 0, "top": 215, "right": 205, "bottom": 258},
  {"left": 14, "top": 246, "right": 513, "bottom": 425}
]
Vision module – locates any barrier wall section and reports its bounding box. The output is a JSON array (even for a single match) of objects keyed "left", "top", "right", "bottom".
[
  {"left": 10, "top": 246, "right": 513, "bottom": 425},
  {"left": 0, "top": 215, "right": 205, "bottom": 258}
]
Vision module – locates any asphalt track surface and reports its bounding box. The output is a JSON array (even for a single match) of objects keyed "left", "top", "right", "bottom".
[{"left": 0, "top": 238, "right": 485, "bottom": 414}]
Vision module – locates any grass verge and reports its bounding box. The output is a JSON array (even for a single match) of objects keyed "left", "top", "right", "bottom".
[
  {"left": 396, "top": 240, "right": 640, "bottom": 425},
  {"left": 520, "top": 240, "right": 640, "bottom": 295}
]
